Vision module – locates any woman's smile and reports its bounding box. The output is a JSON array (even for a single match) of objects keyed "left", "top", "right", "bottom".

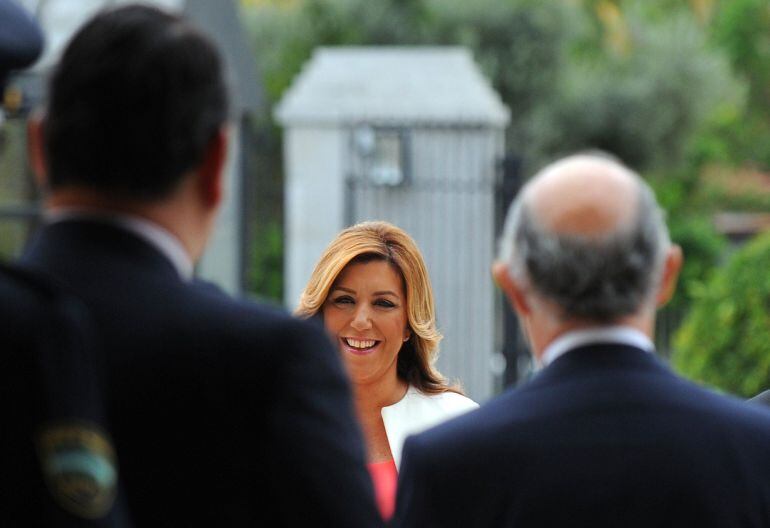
[{"left": 341, "top": 337, "right": 380, "bottom": 355}]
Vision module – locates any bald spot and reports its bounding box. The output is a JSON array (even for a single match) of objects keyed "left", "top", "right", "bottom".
[{"left": 525, "top": 155, "right": 639, "bottom": 238}]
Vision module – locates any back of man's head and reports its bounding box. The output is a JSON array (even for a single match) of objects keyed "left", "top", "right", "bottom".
[
  {"left": 44, "top": 5, "right": 228, "bottom": 200},
  {"left": 499, "top": 153, "right": 671, "bottom": 323}
]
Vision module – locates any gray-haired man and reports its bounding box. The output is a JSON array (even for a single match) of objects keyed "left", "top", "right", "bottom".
[{"left": 394, "top": 153, "right": 770, "bottom": 527}]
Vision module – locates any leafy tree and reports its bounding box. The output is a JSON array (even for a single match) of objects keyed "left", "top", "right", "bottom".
[
  {"left": 701, "top": 0, "right": 770, "bottom": 169},
  {"left": 711, "top": 0, "right": 770, "bottom": 113},
  {"left": 673, "top": 231, "right": 770, "bottom": 397},
  {"left": 525, "top": 2, "right": 741, "bottom": 173},
  {"left": 421, "top": 0, "right": 573, "bottom": 165}
]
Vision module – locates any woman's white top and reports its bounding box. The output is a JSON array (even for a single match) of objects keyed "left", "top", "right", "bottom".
[{"left": 381, "top": 385, "right": 478, "bottom": 469}]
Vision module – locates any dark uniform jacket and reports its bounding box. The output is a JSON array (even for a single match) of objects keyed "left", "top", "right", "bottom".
[{"left": 0, "top": 263, "right": 130, "bottom": 526}]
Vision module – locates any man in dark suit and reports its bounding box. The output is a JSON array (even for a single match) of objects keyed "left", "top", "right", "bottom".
[
  {"left": 22, "top": 5, "right": 381, "bottom": 526},
  {"left": 394, "top": 153, "right": 770, "bottom": 527}
]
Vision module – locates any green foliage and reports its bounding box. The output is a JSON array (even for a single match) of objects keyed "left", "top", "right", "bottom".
[
  {"left": 527, "top": 3, "right": 741, "bottom": 173},
  {"left": 244, "top": 0, "right": 743, "bottom": 173},
  {"left": 650, "top": 175, "right": 726, "bottom": 317},
  {"left": 248, "top": 219, "right": 284, "bottom": 302},
  {"left": 673, "top": 231, "right": 770, "bottom": 397},
  {"left": 697, "top": 177, "right": 770, "bottom": 213},
  {"left": 686, "top": 102, "right": 746, "bottom": 167},
  {"left": 666, "top": 213, "right": 726, "bottom": 312},
  {"left": 421, "top": 0, "right": 574, "bottom": 162},
  {"left": 241, "top": 2, "right": 315, "bottom": 106},
  {"left": 242, "top": 0, "right": 433, "bottom": 110},
  {"left": 704, "top": 0, "right": 770, "bottom": 169},
  {"left": 687, "top": 101, "right": 770, "bottom": 172},
  {"left": 711, "top": 0, "right": 770, "bottom": 111}
]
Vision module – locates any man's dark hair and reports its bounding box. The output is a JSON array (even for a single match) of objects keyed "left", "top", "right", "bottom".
[{"left": 44, "top": 5, "right": 228, "bottom": 200}]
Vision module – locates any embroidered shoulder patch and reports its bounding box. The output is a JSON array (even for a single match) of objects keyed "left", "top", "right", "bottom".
[{"left": 36, "top": 422, "right": 118, "bottom": 519}]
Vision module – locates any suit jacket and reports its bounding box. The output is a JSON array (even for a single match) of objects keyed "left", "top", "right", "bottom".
[
  {"left": 750, "top": 389, "right": 770, "bottom": 407},
  {"left": 0, "top": 263, "right": 130, "bottom": 526},
  {"left": 21, "top": 220, "right": 382, "bottom": 527},
  {"left": 394, "top": 343, "right": 770, "bottom": 527}
]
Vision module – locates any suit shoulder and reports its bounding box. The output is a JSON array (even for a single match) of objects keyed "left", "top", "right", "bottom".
[
  {"left": 749, "top": 389, "right": 770, "bottom": 407},
  {"left": 689, "top": 382, "right": 770, "bottom": 432},
  {"left": 173, "top": 282, "right": 331, "bottom": 357},
  {"left": 186, "top": 282, "right": 304, "bottom": 329}
]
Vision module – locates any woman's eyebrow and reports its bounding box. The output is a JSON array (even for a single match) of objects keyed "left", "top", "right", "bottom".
[{"left": 330, "top": 286, "right": 399, "bottom": 297}]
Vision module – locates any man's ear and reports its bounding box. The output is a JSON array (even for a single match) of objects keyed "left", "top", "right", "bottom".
[
  {"left": 492, "top": 261, "right": 531, "bottom": 318},
  {"left": 27, "top": 111, "right": 48, "bottom": 190},
  {"left": 197, "top": 127, "right": 228, "bottom": 208},
  {"left": 656, "top": 244, "right": 683, "bottom": 308}
]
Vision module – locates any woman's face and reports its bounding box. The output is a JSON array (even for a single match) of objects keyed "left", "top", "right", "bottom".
[{"left": 322, "top": 260, "right": 410, "bottom": 386}]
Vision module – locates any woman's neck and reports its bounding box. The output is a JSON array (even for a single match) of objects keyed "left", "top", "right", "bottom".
[
  {"left": 353, "top": 375, "right": 408, "bottom": 416},
  {"left": 352, "top": 375, "right": 408, "bottom": 463}
]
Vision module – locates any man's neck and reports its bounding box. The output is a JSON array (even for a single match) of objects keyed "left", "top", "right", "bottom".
[
  {"left": 45, "top": 187, "right": 205, "bottom": 263},
  {"left": 47, "top": 188, "right": 155, "bottom": 218},
  {"left": 540, "top": 325, "right": 656, "bottom": 367},
  {"left": 44, "top": 204, "right": 195, "bottom": 280},
  {"left": 531, "top": 311, "right": 655, "bottom": 365}
]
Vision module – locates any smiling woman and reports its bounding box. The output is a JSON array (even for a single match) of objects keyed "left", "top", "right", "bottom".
[
  {"left": 296, "top": 221, "right": 478, "bottom": 520},
  {"left": 323, "top": 259, "right": 409, "bottom": 388}
]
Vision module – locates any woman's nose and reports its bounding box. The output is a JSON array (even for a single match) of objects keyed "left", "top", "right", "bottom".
[{"left": 351, "top": 305, "right": 372, "bottom": 331}]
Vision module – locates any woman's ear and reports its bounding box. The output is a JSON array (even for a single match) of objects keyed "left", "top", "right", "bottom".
[{"left": 403, "top": 327, "right": 411, "bottom": 342}]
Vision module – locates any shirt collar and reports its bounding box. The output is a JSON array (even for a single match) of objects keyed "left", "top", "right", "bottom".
[
  {"left": 541, "top": 325, "right": 655, "bottom": 367},
  {"left": 44, "top": 208, "right": 194, "bottom": 281}
]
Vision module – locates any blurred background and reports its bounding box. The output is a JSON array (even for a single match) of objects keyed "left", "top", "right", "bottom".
[{"left": 1, "top": 0, "right": 768, "bottom": 401}]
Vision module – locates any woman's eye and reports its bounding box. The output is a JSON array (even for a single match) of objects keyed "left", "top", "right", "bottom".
[
  {"left": 375, "top": 299, "right": 395, "bottom": 308},
  {"left": 332, "top": 296, "right": 354, "bottom": 305}
]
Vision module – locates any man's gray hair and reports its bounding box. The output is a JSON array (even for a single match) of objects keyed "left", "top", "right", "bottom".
[{"left": 499, "top": 166, "right": 671, "bottom": 322}]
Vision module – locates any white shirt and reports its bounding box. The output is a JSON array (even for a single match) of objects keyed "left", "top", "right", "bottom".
[
  {"left": 380, "top": 385, "right": 478, "bottom": 469},
  {"left": 541, "top": 326, "right": 655, "bottom": 367},
  {"left": 45, "top": 208, "right": 194, "bottom": 281}
]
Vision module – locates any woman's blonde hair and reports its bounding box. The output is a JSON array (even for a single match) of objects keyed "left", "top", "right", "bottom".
[{"left": 296, "top": 221, "right": 458, "bottom": 394}]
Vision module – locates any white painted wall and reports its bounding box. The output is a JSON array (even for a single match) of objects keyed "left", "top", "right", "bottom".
[{"left": 283, "top": 126, "right": 346, "bottom": 308}]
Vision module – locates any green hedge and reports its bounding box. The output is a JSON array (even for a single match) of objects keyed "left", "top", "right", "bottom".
[{"left": 672, "top": 231, "right": 770, "bottom": 397}]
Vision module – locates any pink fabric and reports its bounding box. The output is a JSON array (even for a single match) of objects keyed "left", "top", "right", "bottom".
[{"left": 367, "top": 459, "right": 398, "bottom": 520}]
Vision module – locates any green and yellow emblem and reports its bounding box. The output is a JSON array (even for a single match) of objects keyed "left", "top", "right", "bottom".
[{"left": 36, "top": 422, "right": 118, "bottom": 519}]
